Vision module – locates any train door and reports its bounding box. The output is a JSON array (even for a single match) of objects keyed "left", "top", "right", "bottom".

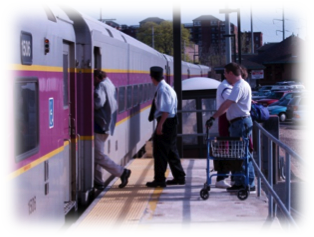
[{"left": 63, "top": 42, "right": 71, "bottom": 207}]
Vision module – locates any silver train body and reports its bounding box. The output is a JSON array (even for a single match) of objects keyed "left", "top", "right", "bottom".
[{"left": 8, "top": 5, "right": 210, "bottom": 228}]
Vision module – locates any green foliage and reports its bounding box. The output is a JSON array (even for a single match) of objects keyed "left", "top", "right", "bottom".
[{"left": 137, "top": 21, "right": 191, "bottom": 59}]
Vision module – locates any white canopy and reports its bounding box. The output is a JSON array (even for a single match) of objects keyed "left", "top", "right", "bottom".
[{"left": 182, "top": 77, "right": 220, "bottom": 91}]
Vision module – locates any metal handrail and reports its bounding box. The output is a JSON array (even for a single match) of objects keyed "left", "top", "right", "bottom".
[{"left": 253, "top": 121, "right": 300, "bottom": 228}]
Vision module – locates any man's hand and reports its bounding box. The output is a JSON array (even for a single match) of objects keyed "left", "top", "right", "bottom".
[
  {"left": 156, "top": 123, "right": 163, "bottom": 135},
  {"left": 206, "top": 117, "right": 215, "bottom": 128}
]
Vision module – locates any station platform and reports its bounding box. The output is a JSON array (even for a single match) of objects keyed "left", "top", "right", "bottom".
[{"left": 66, "top": 158, "right": 282, "bottom": 234}]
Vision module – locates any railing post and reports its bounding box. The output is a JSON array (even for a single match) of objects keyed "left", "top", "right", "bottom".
[
  {"left": 257, "top": 126, "right": 261, "bottom": 197},
  {"left": 262, "top": 116, "right": 279, "bottom": 183},
  {"left": 268, "top": 138, "right": 274, "bottom": 218},
  {"left": 285, "top": 152, "right": 291, "bottom": 233}
]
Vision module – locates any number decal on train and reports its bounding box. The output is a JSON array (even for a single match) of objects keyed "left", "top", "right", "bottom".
[{"left": 21, "top": 32, "right": 32, "bottom": 65}]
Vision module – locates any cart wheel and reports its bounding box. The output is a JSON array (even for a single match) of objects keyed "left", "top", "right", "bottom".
[
  {"left": 200, "top": 189, "right": 209, "bottom": 200},
  {"left": 237, "top": 189, "right": 249, "bottom": 201}
]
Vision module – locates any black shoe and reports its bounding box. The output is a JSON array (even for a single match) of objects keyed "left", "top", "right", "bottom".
[
  {"left": 119, "top": 169, "right": 131, "bottom": 188},
  {"left": 166, "top": 178, "right": 185, "bottom": 185},
  {"left": 226, "top": 185, "right": 243, "bottom": 191},
  {"left": 94, "top": 181, "right": 105, "bottom": 190},
  {"left": 250, "top": 186, "right": 256, "bottom": 192},
  {"left": 146, "top": 180, "right": 166, "bottom": 188}
]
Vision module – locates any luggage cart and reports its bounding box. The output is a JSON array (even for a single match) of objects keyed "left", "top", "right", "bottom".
[{"left": 200, "top": 127, "right": 250, "bottom": 201}]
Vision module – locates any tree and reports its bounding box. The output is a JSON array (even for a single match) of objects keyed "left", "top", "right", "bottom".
[
  {"left": 137, "top": 21, "right": 191, "bottom": 60},
  {"left": 241, "top": 31, "right": 252, "bottom": 54}
]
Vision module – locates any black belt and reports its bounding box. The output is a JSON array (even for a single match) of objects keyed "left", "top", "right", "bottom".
[
  {"left": 229, "top": 116, "right": 250, "bottom": 124},
  {"left": 157, "top": 116, "right": 177, "bottom": 122}
]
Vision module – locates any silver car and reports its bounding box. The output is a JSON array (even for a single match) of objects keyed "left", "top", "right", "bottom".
[{"left": 292, "top": 109, "right": 312, "bottom": 124}]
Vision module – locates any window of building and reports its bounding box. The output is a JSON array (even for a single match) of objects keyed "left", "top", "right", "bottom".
[{"left": 15, "top": 78, "right": 39, "bottom": 161}]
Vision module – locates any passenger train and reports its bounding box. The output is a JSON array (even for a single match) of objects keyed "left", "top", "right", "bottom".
[{"left": 9, "top": 5, "right": 210, "bottom": 228}]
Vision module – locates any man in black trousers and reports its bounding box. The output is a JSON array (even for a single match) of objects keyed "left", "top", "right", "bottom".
[{"left": 146, "top": 66, "right": 186, "bottom": 188}]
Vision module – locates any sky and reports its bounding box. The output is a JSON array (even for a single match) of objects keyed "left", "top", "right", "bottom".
[
  {"left": 0, "top": 0, "right": 314, "bottom": 43},
  {"left": 72, "top": 0, "right": 308, "bottom": 44}
]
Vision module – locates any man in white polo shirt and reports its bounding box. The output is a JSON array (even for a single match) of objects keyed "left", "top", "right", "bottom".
[
  {"left": 207, "top": 62, "right": 255, "bottom": 191},
  {"left": 146, "top": 66, "right": 186, "bottom": 188}
]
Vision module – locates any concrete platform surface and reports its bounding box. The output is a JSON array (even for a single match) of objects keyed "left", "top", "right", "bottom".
[{"left": 67, "top": 158, "right": 283, "bottom": 235}]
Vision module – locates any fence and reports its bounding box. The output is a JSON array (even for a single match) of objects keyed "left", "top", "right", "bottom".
[{"left": 253, "top": 120, "right": 304, "bottom": 228}]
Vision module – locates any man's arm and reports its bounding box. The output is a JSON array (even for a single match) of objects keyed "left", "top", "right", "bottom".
[
  {"left": 156, "top": 112, "right": 168, "bottom": 135},
  {"left": 212, "top": 99, "right": 234, "bottom": 119},
  {"left": 206, "top": 99, "right": 234, "bottom": 128},
  {"left": 94, "top": 85, "right": 107, "bottom": 110}
]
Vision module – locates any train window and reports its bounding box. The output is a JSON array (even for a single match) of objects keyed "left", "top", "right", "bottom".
[
  {"left": 150, "top": 84, "right": 155, "bottom": 100},
  {"left": 118, "top": 87, "right": 125, "bottom": 113},
  {"left": 126, "top": 86, "right": 132, "bottom": 109},
  {"left": 143, "top": 84, "right": 147, "bottom": 102},
  {"left": 15, "top": 78, "right": 39, "bottom": 162},
  {"left": 138, "top": 84, "right": 143, "bottom": 104},
  {"left": 133, "top": 85, "right": 138, "bottom": 106}
]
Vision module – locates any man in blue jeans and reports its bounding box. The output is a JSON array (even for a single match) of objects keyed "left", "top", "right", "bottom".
[{"left": 206, "top": 62, "right": 255, "bottom": 191}]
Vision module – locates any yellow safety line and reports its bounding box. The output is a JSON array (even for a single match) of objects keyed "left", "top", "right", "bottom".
[
  {"left": 74, "top": 159, "right": 169, "bottom": 229},
  {"left": 8, "top": 141, "right": 69, "bottom": 180},
  {"left": 147, "top": 169, "right": 170, "bottom": 219}
]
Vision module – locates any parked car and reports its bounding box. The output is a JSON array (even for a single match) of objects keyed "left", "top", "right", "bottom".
[
  {"left": 267, "top": 97, "right": 292, "bottom": 122},
  {"left": 292, "top": 110, "right": 306, "bottom": 124},
  {"left": 284, "top": 78, "right": 304, "bottom": 85},
  {"left": 269, "top": 91, "right": 303, "bottom": 107},
  {"left": 258, "top": 85, "right": 273, "bottom": 92},
  {"left": 286, "top": 95, "right": 307, "bottom": 120},
  {"left": 255, "top": 90, "right": 292, "bottom": 107},
  {"left": 252, "top": 90, "right": 271, "bottom": 100},
  {"left": 271, "top": 84, "right": 305, "bottom": 91}
]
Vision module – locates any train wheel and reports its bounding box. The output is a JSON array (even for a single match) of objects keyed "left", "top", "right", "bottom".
[
  {"left": 237, "top": 189, "right": 249, "bottom": 201},
  {"left": 200, "top": 189, "right": 209, "bottom": 200}
]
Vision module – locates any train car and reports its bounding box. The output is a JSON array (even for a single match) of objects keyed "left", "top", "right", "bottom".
[
  {"left": 10, "top": 5, "right": 77, "bottom": 228},
  {"left": 9, "top": 5, "right": 211, "bottom": 229}
]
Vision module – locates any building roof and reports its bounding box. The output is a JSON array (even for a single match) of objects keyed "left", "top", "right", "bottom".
[
  {"left": 248, "top": 35, "right": 303, "bottom": 65},
  {"left": 139, "top": 17, "right": 165, "bottom": 24},
  {"left": 193, "top": 15, "right": 222, "bottom": 22}
]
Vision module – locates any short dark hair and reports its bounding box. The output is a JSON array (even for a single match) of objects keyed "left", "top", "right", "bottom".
[
  {"left": 224, "top": 62, "right": 241, "bottom": 77},
  {"left": 94, "top": 69, "right": 107, "bottom": 80},
  {"left": 150, "top": 66, "right": 164, "bottom": 81}
]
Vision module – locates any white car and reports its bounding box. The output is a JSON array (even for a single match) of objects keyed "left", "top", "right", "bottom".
[{"left": 292, "top": 109, "right": 312, "bottom": 124}]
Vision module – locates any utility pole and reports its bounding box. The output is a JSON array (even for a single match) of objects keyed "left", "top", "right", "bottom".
[
  {"left": 274, "top": 6, "right": 286, "bottom": 41},
  {"left": 283, "top": 7, "right": 285, "bottom": 40},
  {"left": 250, "top": 6, "right": 254, "bottom": 54},
  {"left": 220, "top": 8, "right": 241, "bottom": 64},
  {"left": 222, "top": 5, "right": 232, "bottom": 63}
]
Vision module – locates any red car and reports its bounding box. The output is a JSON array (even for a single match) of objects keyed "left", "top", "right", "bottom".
[{"left": 255, "top": 90, "right": 292, "bottom": 107}]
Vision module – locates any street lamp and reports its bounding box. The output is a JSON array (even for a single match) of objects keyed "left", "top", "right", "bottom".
[
  {"left": 223, "top": 34, "right": 236, "bottom": 63},
  {"left": 219, "top": 8, "right": 242, "bottom": 64}
]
